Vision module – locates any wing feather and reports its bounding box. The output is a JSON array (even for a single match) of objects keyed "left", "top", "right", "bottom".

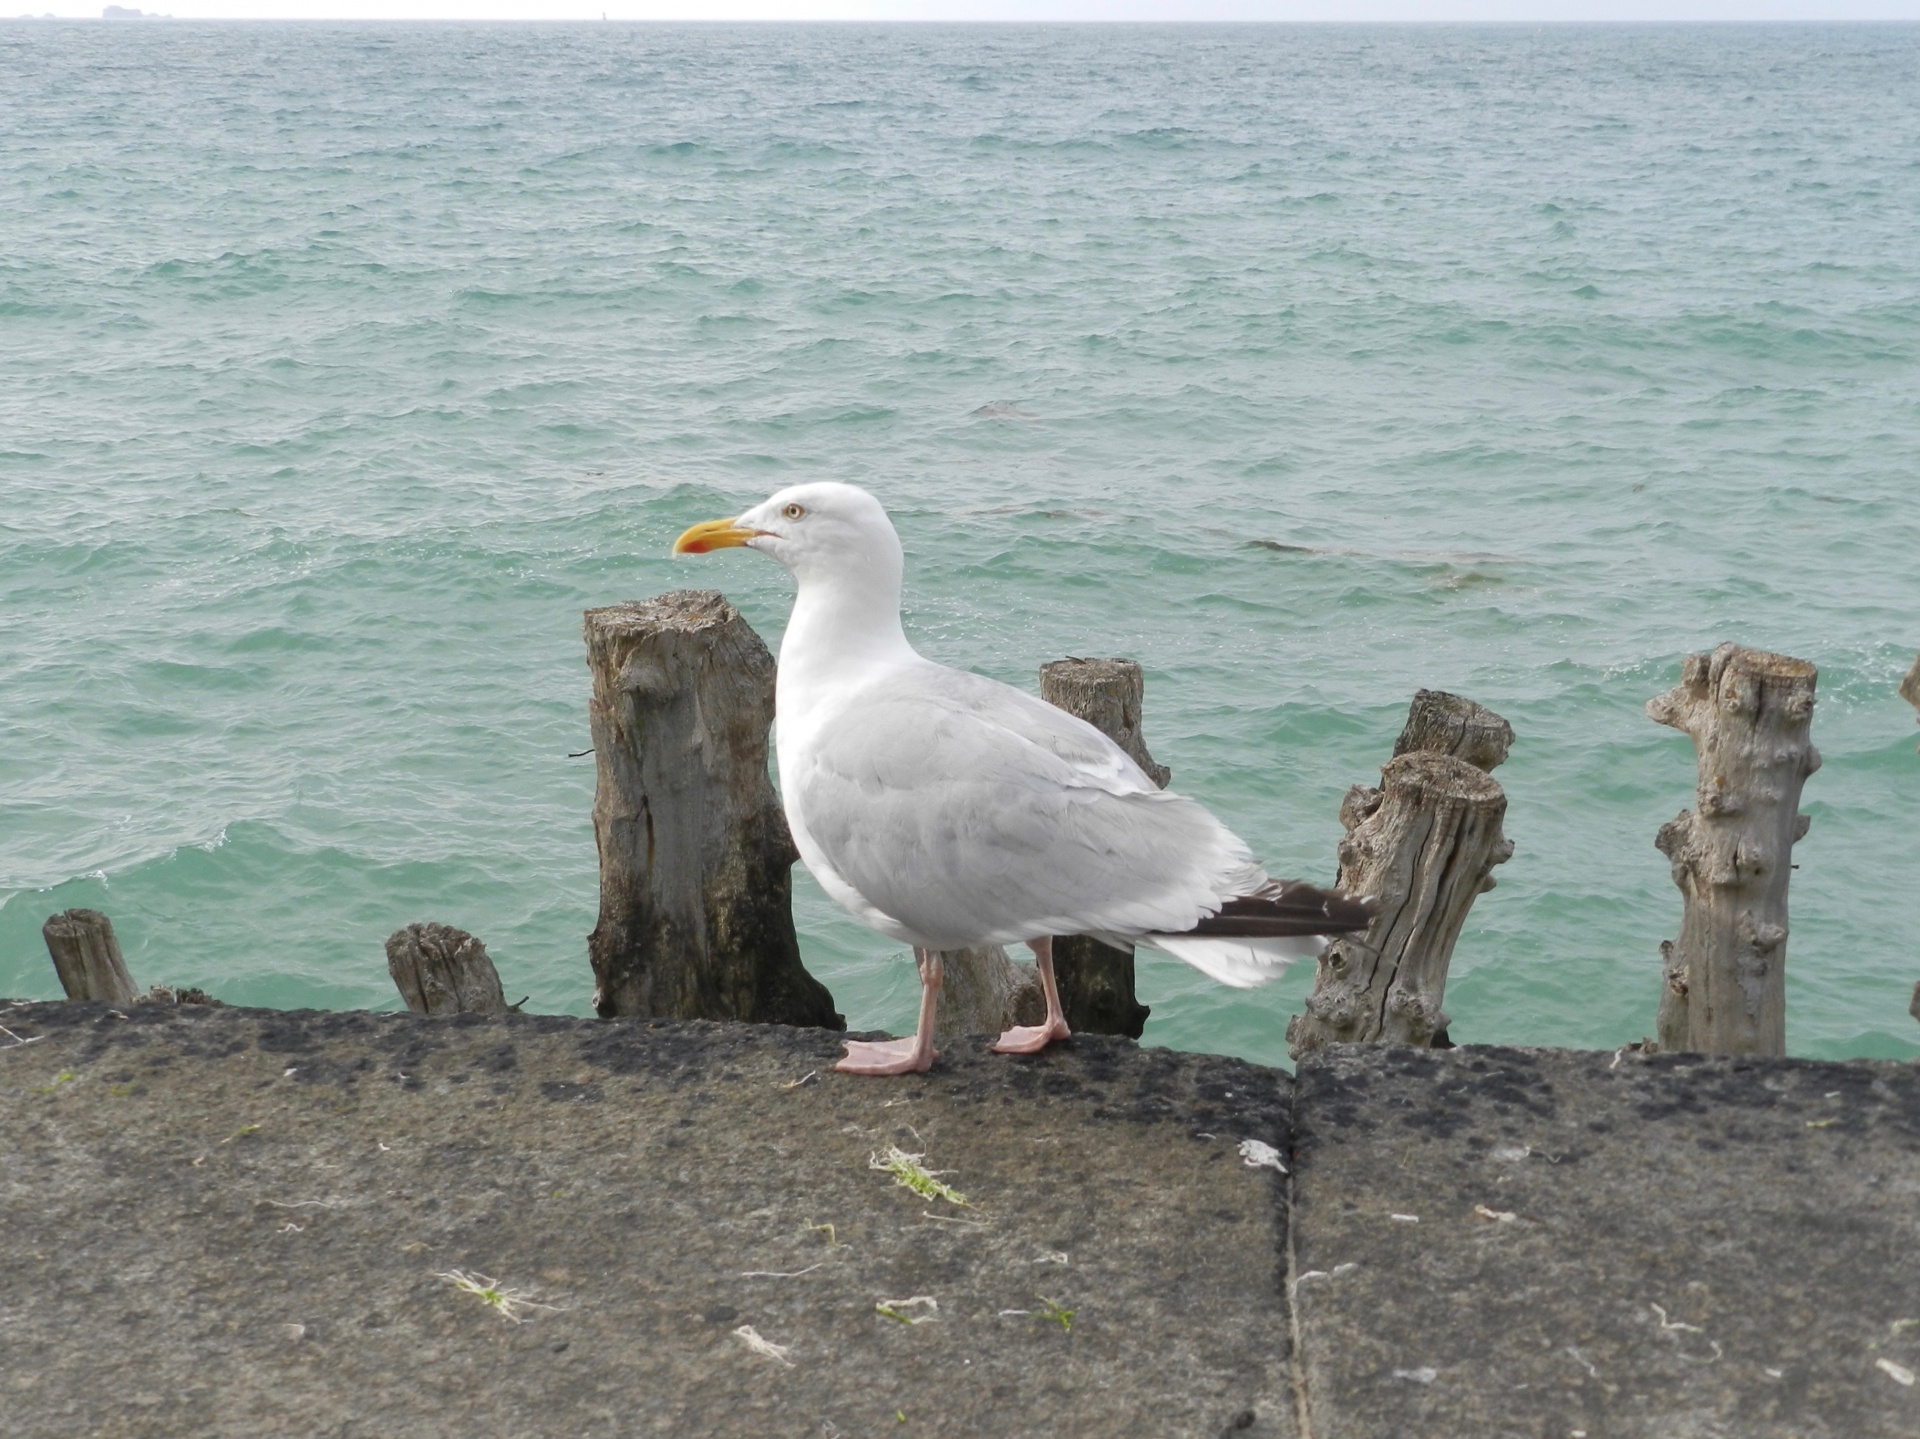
[{"left": 789, "top": 664, "right": 1265, "bottom": 949}]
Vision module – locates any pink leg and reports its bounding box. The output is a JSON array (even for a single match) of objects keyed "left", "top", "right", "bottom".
[
  {"left": 991, "top": 935, "right": 1072, "bottom": 1055},
  {"left": 835, "top": 949, "right": 942, "bottom": 1076}
]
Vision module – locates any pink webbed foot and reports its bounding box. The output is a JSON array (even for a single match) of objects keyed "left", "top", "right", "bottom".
[
  {"left": 835, "top": 1037, "right": 935, "bottom": 1076},
  {"left": 990, "top": 1016, "right": 1072, "bottom": 1056}
]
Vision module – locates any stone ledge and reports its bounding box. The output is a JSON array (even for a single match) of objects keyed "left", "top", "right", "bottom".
[
  {"left": 3, "top": 1003, "right": 1918, "bottom": 1437},
  {"left": 0, "top": 1002, "right": 1293, "bottom": 1439},
  {"left": 1293, "top": 1043, "right": 1920, "bottom": 1439}
]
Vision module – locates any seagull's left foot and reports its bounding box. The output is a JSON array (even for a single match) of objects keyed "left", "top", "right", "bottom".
[{"left": 991, "top": 1016, "right": 1071, "bottom": 1055}]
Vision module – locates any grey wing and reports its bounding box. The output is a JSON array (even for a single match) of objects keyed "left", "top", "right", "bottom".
[{"left": 791, "top": 666, "right": 1266, "bottom": 948}]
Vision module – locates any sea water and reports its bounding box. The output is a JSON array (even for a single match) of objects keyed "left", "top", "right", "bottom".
[{"left": 3, "top": 21, "right": 1917, "bottom": 1067}]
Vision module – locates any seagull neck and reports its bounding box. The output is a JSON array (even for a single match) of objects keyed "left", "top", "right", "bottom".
[{"left": 779, "top": 570, "right": 917, "bottom": 693}]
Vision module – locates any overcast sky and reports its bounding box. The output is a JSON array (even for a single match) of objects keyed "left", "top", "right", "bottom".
[{"left": 16, "top": 2, "right": 1920, "bottom": 23}]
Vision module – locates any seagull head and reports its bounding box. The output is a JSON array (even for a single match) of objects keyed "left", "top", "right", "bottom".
[{"left": 673, "top": 481, "right": 904, "bottom": 590}]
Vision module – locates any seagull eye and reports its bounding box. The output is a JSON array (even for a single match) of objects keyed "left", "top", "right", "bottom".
[{"left": 782, "top": 503, "right": 806, "bottom": 521}]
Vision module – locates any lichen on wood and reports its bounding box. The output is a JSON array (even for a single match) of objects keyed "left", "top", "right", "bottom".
[
  {"left": 583, "top": 590, "right": 842, "bottom": 1030},
  {"left": 1287, "top": 692, "right": 1513, "bottom": 1060},
  {"left": 1648, "top": 643, "right": 1819, "bottom": 1057}
]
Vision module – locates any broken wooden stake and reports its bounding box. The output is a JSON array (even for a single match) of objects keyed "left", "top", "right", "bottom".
[
  {"left": 1903, "top": 654, "right": 1920, "bottom": 751},
  {"left": 386, "top": 923, "right": 507, "bottom": 1016},
  {"left": 1287, "top": 691, "right": 1513, "bottom": 1061},
  {"left": 42, "top": 909, "right": 139, "bottom": 1004},
  {"left": 583, "top": 591, "right": 843, "bottom": 1030},
  {"left": 933, "top": 943, "right": 1044, "bottom": 1042},
  {"left": 1648, "top": 643, "right": 1818, "bottom": 1057},
  {"left": 1039, "top": 657, "right": 1165, "bottom": 1038},
  {"left": 926, "top": 657, "right": 1169, "bottom": 1039}
]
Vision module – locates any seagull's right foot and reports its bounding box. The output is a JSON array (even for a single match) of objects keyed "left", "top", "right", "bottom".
[{"left": 835, "top": 1038, "right": 935, "bottom": 1076}]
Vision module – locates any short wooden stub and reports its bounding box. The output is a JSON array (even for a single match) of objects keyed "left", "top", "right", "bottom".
[
  {"left": 42, "top": 909, "right": 138, "bottom": 1004},
  {"left": 583, "top": 591, "right": 842, "bottom": 1030},
  {"left": 386, "top": 923, "right": 507, "bottom": 1016},
  {"left": 1648, "top": 643, "right": 1819, "bottom": 1057},
  {"left": 1902, "top": 654, "right": 1920, "bottom": 751},
  {"left": 1391, "top": 688, "right": 1515, "bottom": 771},
  {"left": 1287, "top": 693, "right": 1514, "bottom": 1061},
  {"left": 1039, "top": 658, "right": 1172, "bottom": 789},
  {"left": 1037, "top": 657, "right": 1166, "bottom": 1038},
  {"left": 933, "top": 944, "right": 1045, "bottom": 1042}
]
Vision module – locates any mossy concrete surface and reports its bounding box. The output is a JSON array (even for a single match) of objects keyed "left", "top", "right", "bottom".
[
  {"left": 3, "top": 1004, "right": 1919, "bottom": 1437},
  {"left": 1292, "top": 1044, "right": 1920, "bottom": 1439},
  {"left": 0, "top": 1002, "right": 1294, "bottom": 1439}
]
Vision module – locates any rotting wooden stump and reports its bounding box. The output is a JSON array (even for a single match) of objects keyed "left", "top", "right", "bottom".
[
  {"left": 927, "top": 657, "right": 1169, "bottom": 1040},
  {"left": 1040, "top": 657, "right": 1166, "bottom": 1039},
  {"left": 386, "top": 923, "right": 507, "bottom": 1016},
  {"left": 1391, "top": 687, "right": 1516, "bottom": 771},
  {"left": 1040, "top": 657, "right": 1172, "bottom": 789},
  {"left": 1287, "top": 691, "right": 1514, "bottom": 1061},
  {"left": 1649, "top": 643, "right": 1819, "bottom": 1057},
  {"left": 42, "top": 909, "right": 138, "bottom": 1004},
  {"left": 1903, "top": 654, "right": 1920, "bottom": 750},
  {"left": 584, "top": 591, "right": 843, "bottom": 1030},
  {"left": 933, "top": 943, "right": 1045, "bottom": 1042}
]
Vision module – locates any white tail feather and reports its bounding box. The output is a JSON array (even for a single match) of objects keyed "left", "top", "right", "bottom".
[{"left": 1136, "top": 931, "right": 1327, "bottom": 989}]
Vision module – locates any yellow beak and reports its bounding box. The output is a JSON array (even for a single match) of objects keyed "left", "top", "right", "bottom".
[{"left": 672, "top": 518, "right": 761, "bottom": 555}]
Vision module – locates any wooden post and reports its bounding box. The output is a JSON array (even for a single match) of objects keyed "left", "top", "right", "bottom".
[
  {"left": 933, "top": 944, "right": 1044, "bottom": 1042},
  {"left": 584, "top": 591, "right": 843, "bottom": 1030},
  {"left": 1648, "top": 643, "right": 1819, "bottom": 1057},
  {"left": 1039, "top": 658, "right": 1164, "bottom": 1038},
  {"left": 1898, "top": 660, "right": 1917, "bottom": 1038},
  {"left": 1391, "top": 687, "right": 1515, "bottom": 770},
  {"left": 1903, "top": 654, "right": 1920, "bottom": 750},
  {"left": 386, "top": 923, "right": 507, "bottom": 1016},
  {"left": 42, "top": 909, "right": 138, "bottom": 1004},
  {"left": 1286, "top": 692, "right": 1513, "bottom": 1060}
]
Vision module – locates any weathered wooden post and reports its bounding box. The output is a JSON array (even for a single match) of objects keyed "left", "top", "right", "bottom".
[
  {"left": 584, "top": 591, "right": 842, "bottom": 1030},
  {"left": 1040, "top": 658, "right": 1171, "bottom": 788},
  {"left": 386, "top": 923, "right": 507, "bottom": 1016},
  {"left": 1040, "top": 658, "right": 1166, "bottom": 1038},
  {"left": 1903, "top": 654, "right": 1920, "bottom": 749},
  {"left": 42, "top": 909, "right": 138, "bottom": 1004},
  {"left": 1286, "top": 691, "right": 1514, "bottom": 1060},
  {"left": 1648, "top": 643, "right": 1818, "bottom": 1056},
  {"left": 934, "top": 943, "right": 1044, "bottom": 1041},
  {"left": 931, "top": 657, "right": 1169, "bottom": 1039},
  {"left": 1900, "top": 659, "right": 1917, "bottom": 1039}
]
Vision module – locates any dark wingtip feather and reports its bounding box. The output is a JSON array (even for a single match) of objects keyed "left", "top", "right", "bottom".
[{"left": 1185, "top": 880, "right": 1376, "bottom": 938}]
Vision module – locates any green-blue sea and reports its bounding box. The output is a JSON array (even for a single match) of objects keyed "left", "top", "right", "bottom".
[{"left": 3, "top": 21, "right": 1917, "bottom": 1067}]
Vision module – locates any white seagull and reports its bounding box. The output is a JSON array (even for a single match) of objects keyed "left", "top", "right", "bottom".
[{"left": 675, "top": 482, "right": 1371, "bottom": 1076}]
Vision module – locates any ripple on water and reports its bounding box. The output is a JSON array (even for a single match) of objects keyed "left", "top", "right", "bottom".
[{"left": 2, "top": 22, "right": 1917, "bottom": 1065}]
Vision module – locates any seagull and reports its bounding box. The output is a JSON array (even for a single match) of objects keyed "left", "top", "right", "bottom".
[{"left": 674, "top": 482, "right": 1372, "bottom": 1076}]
